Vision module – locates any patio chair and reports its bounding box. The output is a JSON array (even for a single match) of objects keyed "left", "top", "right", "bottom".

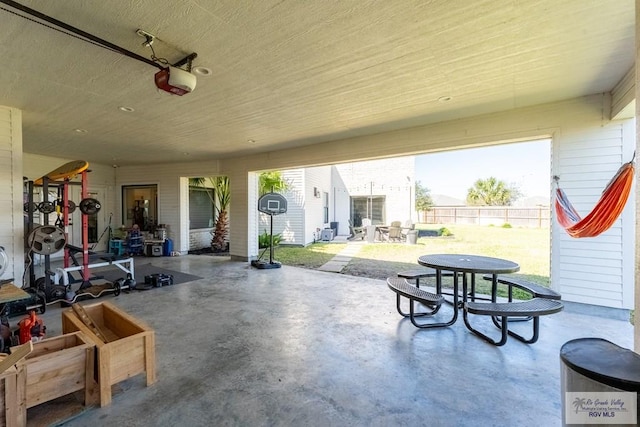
[
  {"left": 348, "top": 220, "right": 365, "bottom": 240},
  {"left": 387, "top": 221, "right": 403, "bottom": 242}
]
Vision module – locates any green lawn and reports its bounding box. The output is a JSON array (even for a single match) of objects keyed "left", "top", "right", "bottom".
[{"left": 275, "top": 224, "right": 550, "bottom": 293}]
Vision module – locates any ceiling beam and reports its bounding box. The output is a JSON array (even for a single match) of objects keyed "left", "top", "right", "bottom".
[{"left": 611, "top": 65, "right": 635, "bottom": 120}]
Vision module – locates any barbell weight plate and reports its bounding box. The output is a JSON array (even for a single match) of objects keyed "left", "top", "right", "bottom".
[
  {"left": 56, "top": 200, "right": 77, "bottom": 214},
  {"left": 34, "top": 276, "right": 46, "bottom": 292},
  {"left": 79, "top": 198, "right": 101, "bottom": 215},
  {"left": 38, "top": 201, "right": 56, "bottom": 214},
  {"left": 27, "top": 225, "right": 67, "bottom": 255},
  {"left": 23, "top": 202, "right": 38, "bottom": 212}
]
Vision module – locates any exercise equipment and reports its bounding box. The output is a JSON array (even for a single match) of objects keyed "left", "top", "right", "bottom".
[
  {"left": 23, "top": 202, "right": 38, "bottom": 212},
  {"left": 144, "top": 273, "right": 173, "bottom": 288},
  {"left": 27, "top": 225, "right": 66, "bottom": 255},
  {"left": 93, "top": 212, "right": 113, "bottom": 249},
  {"left": 555, "top": 155, "right": 635, "bottom": 238},
  {"left": 37, "top": 201, "right": 56, "bottom": 214},
  {"left": 24, "top": 160, "right": 123, "bottom": 306},
  {"left": 79, "top": 197, "right": 101, "bottom": 215},
  {"left": 123, "top": 273, "right": 137, "bottom": 290},
  {"left": 56, "top": 199, "right": 76, "bottom": 214},
  {"left": 33, "top": 160, "right": 89, "bottom": 185}
]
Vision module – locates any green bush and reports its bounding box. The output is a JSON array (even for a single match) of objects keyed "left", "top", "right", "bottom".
[
  {"left": 259, "top": 230, "right": 282, "bottom": 248},
  {"left": 438, "top": 227, "right": 452, "bottom": 237},
  {"left": 502, "top": 223, "right": 512, "bottom": 228}
]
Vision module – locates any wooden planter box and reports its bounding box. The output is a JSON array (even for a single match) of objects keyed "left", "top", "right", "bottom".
[
  {"left": 18, "top": 332, "right": 95, "bottom": 412},
  {"left": 0, "top": 363, "right": 21, "bottom": 427},
  {"left": 61, "top": 302, "right": 156, "bottom": 407}
]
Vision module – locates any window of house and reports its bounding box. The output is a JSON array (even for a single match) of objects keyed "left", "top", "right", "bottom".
[
  {"left": 189, "top": 186, "right": 214, "bottom": 229},
  {"left": 351, "top": 196, "right": 386, "bottom": 225},
  {"left": 323, "top": 192, "right": 329, "bottom": 223}
]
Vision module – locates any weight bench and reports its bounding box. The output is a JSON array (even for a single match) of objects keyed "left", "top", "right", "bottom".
[
  {"left": 65, "top": 244, "right": 119, "bottom": 265},
  {"left": 463, "top": 298, "right": 564, "bottom": 346},
  {"left": 387, "top": 277, "right": 459, "bottom": 329},
  {"left": 54, "top": 244, "right": 135, "bottom": 287}
]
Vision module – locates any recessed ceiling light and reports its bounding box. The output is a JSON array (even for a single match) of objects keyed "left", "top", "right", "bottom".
[
  {"left": 192, "top": 66, "right": 212, "bottom": 76},
  {"left": 247, "top": 139, "right": 256, "bottom": 144},
  {"left": 74, "top": 128, "right": 88, "bottom": 133},
  {"left": 438, "top": 96, "right": 453, "bottom": 102},
  {"left": 118, "top": 106, "right": 135, "bottom": 112}
]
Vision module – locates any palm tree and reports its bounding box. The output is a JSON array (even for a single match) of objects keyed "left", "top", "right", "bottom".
[
  {"left": 210, "top": 176, "right": 230, "bottom": 251},
  {"left": 190, "top": 176, "right": 230, "bottom": 252},
  {"left": 466, "top": 177, "right": 521, "bottom": 206}
]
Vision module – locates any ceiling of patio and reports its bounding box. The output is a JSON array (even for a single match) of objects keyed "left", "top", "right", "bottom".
[{"left": 0, "top": 0, "right": 635, "bottom": 166}]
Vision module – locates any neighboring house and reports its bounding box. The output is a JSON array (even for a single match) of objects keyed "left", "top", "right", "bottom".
[{"left": 261, "top": 157, "right": 415, "bottom": 246}]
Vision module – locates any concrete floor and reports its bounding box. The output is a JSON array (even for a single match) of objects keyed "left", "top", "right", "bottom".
[{"left": 32, "top": 255, "right": 633, "bottom": 427}]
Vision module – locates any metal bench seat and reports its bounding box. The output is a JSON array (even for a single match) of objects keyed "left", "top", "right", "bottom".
[
  {"left": 397, "top": 269, "right": 455, "bottom": 289},
  {"left": 463, "top": 298, "right": 564, "bottom": 346},
  {"left": 386, "top": 277, "right": 458, "bottom": 328},
  {"left": 482, "top": 274, "right": 561, "bottom": 300}
]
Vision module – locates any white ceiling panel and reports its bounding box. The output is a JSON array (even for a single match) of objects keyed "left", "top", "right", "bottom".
[{"left": 0, "top": 0, "right": 634, "bottom": 165}]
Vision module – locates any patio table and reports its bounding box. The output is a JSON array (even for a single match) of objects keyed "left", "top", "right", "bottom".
[
  {"left": 417, "top": 254, "right": 520, "bottom": 326},
  {"left": 375, "top": 226, "right": 389, "bottom": 241}
]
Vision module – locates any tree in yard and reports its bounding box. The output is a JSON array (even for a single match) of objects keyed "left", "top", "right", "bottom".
[
  {"left": 190, "top": 176, "right": 230, "bottom": 252},
  {"left": 466, "top": 177, "right": 521, "bottom": 206},
  {"left": 210, "top": 176, "right": 231, "bottom": 251},
  {"left": 414, "top": 180, "right": 434, "bottom": 213},
  {"left": 258, "top": 171, "right": 290, "bottom": 195}
]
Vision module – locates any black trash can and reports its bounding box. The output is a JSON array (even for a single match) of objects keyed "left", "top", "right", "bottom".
[
  {"left": 560, "top": 338, "right": 640, "bottom": 426},
  {"left": 330, "top": 221, "right": 338, "bottom": 237}
]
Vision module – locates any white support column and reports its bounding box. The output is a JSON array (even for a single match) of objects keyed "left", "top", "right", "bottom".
[
  {"left": 0, "top": 106, "right": 24, "bottom": 286},
  {"left": 635, "top": 0, "right": 640, "bottom": 352}
]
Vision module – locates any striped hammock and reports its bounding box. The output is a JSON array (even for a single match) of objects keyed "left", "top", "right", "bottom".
[{"left": 555, "top": 160, "right": 635, "bottom": 238}]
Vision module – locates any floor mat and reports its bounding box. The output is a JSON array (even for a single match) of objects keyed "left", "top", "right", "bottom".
[{"left": 93, "top": 263, "right": 202, "bottom": 287}]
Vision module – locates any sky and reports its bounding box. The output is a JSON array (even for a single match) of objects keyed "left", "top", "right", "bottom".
[{"left": 414, "top": 139, "right": 551, "bottom": 201}]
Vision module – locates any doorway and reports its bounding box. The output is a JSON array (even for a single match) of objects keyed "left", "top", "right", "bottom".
[
  {"left": 122, "top": 185, "right": 158, "bottom": 232},
  {"left": 350, "top": 196, "right": 386, "bottom": 225}
]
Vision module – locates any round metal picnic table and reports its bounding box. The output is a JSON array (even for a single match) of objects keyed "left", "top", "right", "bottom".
[
  {"left": 411, "top": 254, "right": 520, "bottom": 331},
  {"left": 418, "top": 254, "right": 520, "bottom": 312},
  {"left": 418, "top": 254, "right": 520, "bottom": 276}
]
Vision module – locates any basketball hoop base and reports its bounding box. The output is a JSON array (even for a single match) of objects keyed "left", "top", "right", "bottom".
[{"left": 251, "top": 260, "right": 282, "bottom": 269}]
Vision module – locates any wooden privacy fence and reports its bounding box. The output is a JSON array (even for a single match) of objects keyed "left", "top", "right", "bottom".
[{"left": 420, "top": 205, "right": 551, "bottom": 228}]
